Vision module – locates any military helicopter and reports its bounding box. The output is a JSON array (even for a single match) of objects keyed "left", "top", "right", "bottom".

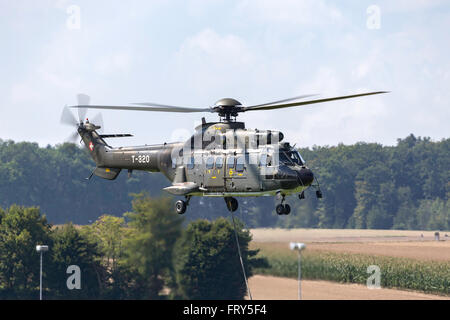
[{"left": 62, "top": 91, "right": 387, "bottom": 215}]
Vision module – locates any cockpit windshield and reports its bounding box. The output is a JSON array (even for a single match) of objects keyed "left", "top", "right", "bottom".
[{"left": 279, "top": 149, "right": 305, "bottom": 166}]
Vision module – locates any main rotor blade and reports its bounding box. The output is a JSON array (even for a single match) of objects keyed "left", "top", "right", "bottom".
[
  {"left": 71, "top": 104, "right": 212, "bottom": 113},
  {"left": 246, "top": 94, "right": 318, "bottom": 108},
  {"left": 60, "top": 105, "right": 78, "bottom": 126},
  {"left": 242, "top": 91, "right": 389, "bottom": 112}
]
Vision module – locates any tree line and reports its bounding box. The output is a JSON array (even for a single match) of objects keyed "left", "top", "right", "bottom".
[
  {"left": 0, "top": 134, "right": 448, "bottom": 230},
  {"left": 0, "top": 194, "right": 266, "bottom": 299}
]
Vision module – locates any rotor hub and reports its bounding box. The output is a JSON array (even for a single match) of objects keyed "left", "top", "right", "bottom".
[{"left": 213, "top": 98, "right": 243, "bottom": 121}]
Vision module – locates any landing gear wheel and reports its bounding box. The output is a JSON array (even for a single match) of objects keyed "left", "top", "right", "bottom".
[
  {"left": 276, "top": 204, "right": 291, "bottom": 215},
  {"left": 225, "top": 197, "right": 238, "bottom": 212},
  {"left": 284, "top": 204, "right": 291, "bottom": 215},
  {"left": 175, "top": 200, "right": 187, "bottom": 215},
  {"left": 298, "top": 191, "right": 305, "bottom": 200},
  {"left": 276, "top": 204, "right": 285, "bottom": 215}
]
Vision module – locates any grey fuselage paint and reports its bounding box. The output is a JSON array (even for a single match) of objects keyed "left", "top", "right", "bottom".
[{"left": 78, "top": 121, "right": 314, "bottom": 196}]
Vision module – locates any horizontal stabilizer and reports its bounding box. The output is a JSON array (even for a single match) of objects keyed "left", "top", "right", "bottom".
[
  {"left": 163, "top": 182, "right": 199, "bottom": 196},
  {"left": 99, "top": 134, "right": 133, "bottom": 138}
]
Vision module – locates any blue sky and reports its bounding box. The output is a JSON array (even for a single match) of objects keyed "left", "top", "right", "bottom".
[{"left": 1, "top": 0, "right": 449, "bottom": 148}]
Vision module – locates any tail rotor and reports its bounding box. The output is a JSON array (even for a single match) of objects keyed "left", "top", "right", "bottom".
[{"left": 60, "top": 94, "right": 104, "bottom": 143}]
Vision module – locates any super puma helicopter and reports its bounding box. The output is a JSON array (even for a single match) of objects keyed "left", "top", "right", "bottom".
[{"left": 62, "top": 91, "right": 387, "bottom": 215}]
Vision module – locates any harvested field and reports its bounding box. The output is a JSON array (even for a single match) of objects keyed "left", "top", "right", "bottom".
[
  {"left": 250, "top": 228, "right": 449, "bottom": 243},
  {"left": 248, "top": 275, "right": 450, "bottom": 300},
  {"left": 250, "top": 228, "right": 450, "bottom": 261},
  {"left": 251, "top": 241, "right": 450, "bottom": 262}
]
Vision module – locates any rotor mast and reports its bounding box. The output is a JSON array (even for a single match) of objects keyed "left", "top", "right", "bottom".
[{"left": 214, "top": 98, "right": 243, "bottom": 122}]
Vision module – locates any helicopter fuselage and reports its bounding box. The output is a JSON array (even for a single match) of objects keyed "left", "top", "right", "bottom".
[{"left": 79, "top": 121, "right": 314, "bottom": 198}]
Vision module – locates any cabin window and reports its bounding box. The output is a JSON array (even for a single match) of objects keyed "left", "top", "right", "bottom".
[
  {"left": 186, "top": 157, "right": 194, "bottom": 169},
  {"left": 215, "top": 157, "right": 223, "bottom": 169},
  {"left": 236, "top": 156, "right": 245, "bottom": 172},
  {"left": 227, "top": 156, "right": 235, "bottom": 169},
  {"left": 206, "top": 157, "right": 214, "bottom": 169}
]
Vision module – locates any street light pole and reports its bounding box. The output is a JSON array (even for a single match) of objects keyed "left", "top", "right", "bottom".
[
  {"left": 36, "top": 245, "right": 49, "bottom": 300},
  {"left": 297, "top": 250, "right": 301, "bottom": 300},
  {"left": 39, "top": 250, "right": 43, "bottom": 300},
  {"left": 290, "top": 242, "right": 306, "bottom": 300}
]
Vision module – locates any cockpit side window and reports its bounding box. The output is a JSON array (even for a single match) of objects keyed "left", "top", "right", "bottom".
[
  {"left": 291, "top": 150, "right": 304, "bottom": 165},
  {"left": 279, "top": 151, "right": 291, "bottom": 164},
  {"left": 278, "top": 149, "right": 304, "bottom": 166}
]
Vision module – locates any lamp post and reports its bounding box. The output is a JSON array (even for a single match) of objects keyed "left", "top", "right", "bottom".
[
  {"left": 36, "top": 245, "right": 49, "bottom": 300},
  {"left": 290, "top": 242, "right": 306, "bottom": 300}
]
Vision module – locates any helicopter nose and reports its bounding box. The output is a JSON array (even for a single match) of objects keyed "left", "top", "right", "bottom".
[{"left": 297, "top": 167, "right": 314, "bottom": 186}]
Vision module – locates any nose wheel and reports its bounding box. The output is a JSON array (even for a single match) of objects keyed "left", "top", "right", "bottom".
[
  {"left": 224, "top": 197, "right": 239, "bottom": 212},
  {"left": 275, "top": 193, "right": 291, "bottom": 215}
]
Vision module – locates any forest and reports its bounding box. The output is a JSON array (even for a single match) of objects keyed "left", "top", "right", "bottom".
[
  {"left": 0, "top": 195, "right": 265, "bottom": 299},
  {"left": 0, "top": 134, "right": 448, "bottom": 230}
]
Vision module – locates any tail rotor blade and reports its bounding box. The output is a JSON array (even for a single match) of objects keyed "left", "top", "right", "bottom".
[
  {"left": 77, "top": 93, "right": 90, "bottom": 122},
  {"left": 91, "top": 112, "right": 104, "bottom": 133},
  {"left": 60, "top": 105, "right": 78, "bottom": 126},
  {"left": 65, "top": 131, "right": 79, "bottom": 143}
]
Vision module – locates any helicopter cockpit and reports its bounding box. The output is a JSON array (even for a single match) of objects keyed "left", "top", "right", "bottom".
[
  {"left": 277, "top": 143, "right": 305, "bottom": 166},
  {"left": 280, "top": 149, "right": 305, "bottom": 166},
  {"left": 259, "top": 144, "right": 305, "bottom": 169}
]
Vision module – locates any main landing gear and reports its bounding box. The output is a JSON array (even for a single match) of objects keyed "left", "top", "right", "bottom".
[
  {"left": 276, "top": 193, "right": 291, "bottom": 215},
  {"left": 224, "top": 197, "right": 239, "bottom": 212},
  {"left": 276, "top": 203, "right": 291, "bottom": 215},
  {"left": 175, "top": 196, "right": 191, "bottom": 215}
]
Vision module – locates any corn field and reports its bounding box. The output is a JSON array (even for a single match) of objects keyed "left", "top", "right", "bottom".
[{"left": 254, "top": 248, "right": 450, "bottom": 296}]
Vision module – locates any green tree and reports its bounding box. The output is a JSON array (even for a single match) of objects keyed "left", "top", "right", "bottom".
[
  {"left": 416, "top": 198, "right": 449, "bottom": 230},
  {"left": 175, "top": 217, "right": 268, "bottom": 300},
  {"left": 81, "top": 215, "right": 128, "bottom": 275},
  {"left": 121, "top": 193, "right": 183, "bottom": 299},
  {"left": 80, "top": 215, "right": 133, "bottom": 299},
  {"left": 47, "top": 223, "right": 104, "bottom": 299},
  {"left": 0, "top": 205, "right": 51, "bottom": 298},
  {"left": 393, "top": 187, "right": 417, "bottom": 229}
]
